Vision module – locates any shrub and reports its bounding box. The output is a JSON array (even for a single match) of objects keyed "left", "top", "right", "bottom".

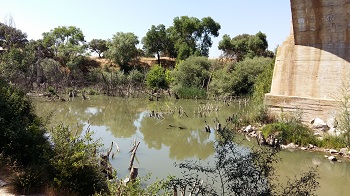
[
  {"left": 49, "top": 124, "right": 108, "bottom": 195},
  {"left": 0, "top": 79, "right": 51, "bottom": 166},
  {"left": 145, "top": 65, "right": 169, "bottom": 89},
  {"left": 171, "top": 56, "right": 211, "bottom": 90},
  {"left": 316, "top": 135, "right": 347, "bottom": 149},
  {"left": 261, "top": 122, "right": 317, "bottom": 146},
  {"left": 174, "top": 86, "right": 206, "bottom": 99}
]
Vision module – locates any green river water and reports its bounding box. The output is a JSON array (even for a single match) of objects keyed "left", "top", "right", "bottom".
[{"left": 34, "top": 96, "right": 350, "bottom": 195}]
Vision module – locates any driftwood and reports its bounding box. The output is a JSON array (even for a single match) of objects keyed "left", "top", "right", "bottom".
[{"left": 128, "top": 141, "right": 140, "bottom": 170}]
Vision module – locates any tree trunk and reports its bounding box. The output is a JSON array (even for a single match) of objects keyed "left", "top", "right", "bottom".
[{"left": 157, "top": 52, "right": 161, "bottom": 66}]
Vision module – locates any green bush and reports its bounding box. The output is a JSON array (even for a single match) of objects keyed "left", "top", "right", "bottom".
[
  {"left": 261, "top": 122, "right": 317, "bottom": 146},
  {"left": 252, "top": 61, "right": 274, "bottom": 105},
  {"left": 49, "top": 124, "right": 108, "bottom": 195},
  {"left": 174, "top": 86, "right": 206, "bottom": 99},
  {"left": 171, "top": 56, "right": 211, "bottom": 90},
  {"left": 316, "top": 135, "right": 347, "bottom": 149},
  {"left": 145, "top": 65, "right": 169, "bottom": 89},
  {"left": 11, "top": 166, "right": 45, "bottom": 195},
  {"left": 0, "top": 79, "right": 51, "bottom": 166}
]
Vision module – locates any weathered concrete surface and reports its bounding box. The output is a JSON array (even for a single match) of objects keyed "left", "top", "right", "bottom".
[{"left": 265, "top": 0, "right": 350, "bottom": 122}]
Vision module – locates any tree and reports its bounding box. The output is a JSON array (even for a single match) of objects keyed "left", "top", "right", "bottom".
[
  {"left": 168, "top": 16, "right": 221, "bottom": 60},
  {"left": 89, "top": 39, "right": 108, "bottom": 58},
  {"left": 42, "top": 26, "right": 86, "bottom": 66},
  {"left": 142, "top": 24, "right": 171, "bottom": 66},
  {"left": 0, "top": 22, "right": 28, "bottom": 50},
  {"left": 105, "top": 32, "right": 139, "bottom": 72},
  {"left": 218, "top": 31, "right": 273, "bottom": 62}
]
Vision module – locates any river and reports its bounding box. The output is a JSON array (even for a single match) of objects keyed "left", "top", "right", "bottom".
[{"left": 34, "top": 95, "right": 350, "bottom": 195}]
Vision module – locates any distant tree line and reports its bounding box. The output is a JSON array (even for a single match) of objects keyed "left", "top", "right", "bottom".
[{"left": 0, "top": 16, "right": 274, "bottom": 99}]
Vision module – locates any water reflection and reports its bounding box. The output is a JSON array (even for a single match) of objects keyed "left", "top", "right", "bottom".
[
  {"left": 34, "top": 96, "right": 350, "bottom": 195},
  {"left": 35, "top": 96, "right": 225, "bottom": 160}
]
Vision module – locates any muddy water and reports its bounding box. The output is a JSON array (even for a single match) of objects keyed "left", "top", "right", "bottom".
[{"left": 34, "top": 96, "right": 350, "bottom": 195}]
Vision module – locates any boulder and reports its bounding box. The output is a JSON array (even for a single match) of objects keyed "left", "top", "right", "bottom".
[
  {"left": 329, "top": 149, "right": 338, "bottom": 154},
  {"left": 327, "top": 156, "right": 337, "bottom": 161},
  {"left": 339, "top": 148, "right": 349, "bottom": 155},
  {"left": 327, "top": 117, "right": 338, "bottom": 128},
  {"left": 311, "top": 118, "right": 328, "bottom": 129},
  {"left": 327, "top": 127, "right": 337, "bottom": 136},
  {"left": 285, "top": 143, "right": 298, "bottom": 149},
  {"left": 244, "top": 125, "right": 253, "bottom": 133}
]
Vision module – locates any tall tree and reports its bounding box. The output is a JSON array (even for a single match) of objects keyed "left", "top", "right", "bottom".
[
  {"left": 218, "top": 31, "right": 272, "bottom": 62},
  {"left": 88, "top": 39, "right": 107, "bottom": 58},
  {"left": 168, "top": 16, "right": 220, "bottom": 60},
  {"left": 42, "top": 26, "right": 86, "bottom": 65},
  {"left": 0, "top": 22, "right": 28, "bottom": 50},
  {"left": 142, "top": 24, "right": 170, "bottom": 65},
  {"left": 105, "top": 32, "right": 139, "bottom": 72}
]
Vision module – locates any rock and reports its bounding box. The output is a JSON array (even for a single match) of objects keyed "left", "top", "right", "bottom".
[
  {"left": 327, "top": 117, "right": 338, "bottom": 128},
  {"left": 328, "top": 156, "right": 337, "bottom": 161},
  {"left": 329, "top": 149, "right": 338, "bottom": 154},
  {"left": 301, "top": 147, "right": 307, "bottom": 150},
  {"left": 327, "top": 127, "right": 337, "bottom": 136},
  {"left": 249, "top": 131, "right": 257, "bottom": 137},
  {"left": 285, "top": 143, "right": 298, "bottom": 149},
  {"left": 256, "top": 131, "right": 266, "bottom": 145},
  {"left": 308, "top": 144, "right": 315, "bottom": 149},
  {"left": 244, "top": 125, "right": 253, "bottom": 133},
  {"left": 339, "top": 148, "right": 348, "bottom": 155},
  {"left": 311, "top": 118, "right": 327, "bottom": 129}
]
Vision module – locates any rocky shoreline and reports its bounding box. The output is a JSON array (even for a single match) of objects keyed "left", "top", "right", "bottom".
[{"left": 238, "top": 117, "right": 350, "bottom": 162}]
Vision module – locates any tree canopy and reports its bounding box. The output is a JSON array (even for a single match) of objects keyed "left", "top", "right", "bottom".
[
  {"left": 89, "top": 39, "right": 108, "bottom": 58},
  {"left": 142, "top": 24, "right": 171, "bottom": 65},
  {"left": 0, "top": 22, "right": 28, "bottom": 49},
  {"left": 42, "top": 26, "right": 86, "bottom": 65},
  {"left": 105, "top": 32, "right": 139, "bottom": 72},
  {"left": 168, "top": 16, "right": 221, "bottom": 60},
  {"left": 218, "top": 31, "right": 273, "bottom": 62}
]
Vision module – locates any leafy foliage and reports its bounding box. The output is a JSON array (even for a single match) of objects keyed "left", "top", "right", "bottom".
[
  {"left": 42, "top": 26, "right": 86, "bottom": 66},
  {"left": 89, "top": 39, "right": 108, "bottom": 58},
  {"left": 218, "top": 32, "right": 273, "bottom": 61},
  {"left": 142, "top": 24, "right": 171, "bottom": 65},
  {"left": 49, "top": 124, "right": 108, "bottom": 195},
  {"left": 168, "top": 16, "right": 220, "bottom": 60},
  {"left": 105, "top": 32, "right": 139, "bottom": 72},
  {"left": 145, "top": 64, "right": 169, "bottom": 89},
  {"left": 261, "top": 122, "right": 317, "bottom": 146},
  {"left": 0, "top": 22, "right": 28, "bottom": 49},
  {"left": 171, "top": 56, "right": 211, "bottom": 90},
  {"left": 0, "top": 79, "right": 51, "bottom": 166},
  {"left": 252, "top": 61, "right": 275, "bottom": 105},
  {"left": 209, "top": 57, "right": 273, "bottom": 97}
]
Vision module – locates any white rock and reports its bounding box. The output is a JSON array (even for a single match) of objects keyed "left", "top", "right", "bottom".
[
  {"left": 244, "top": 125, "right": 253, "bottom": 133},
  {"left": 329, "top": 149, "right": 338, "bottom": 154},
  {"left": 327, "top": 117, "right": 337, "bottom": 128},
  {"left": 327, "top": 127, "right": 337, "bottom": 136},
  {"left": 339, "top": 148, "right": 348, "bottom": 155},
  {"left": 301, "top": 147, "right": 307, "bottom": 150},
  {"left": 328, "top": 156, "right": 337, "bottom": 161},
  {"left": 311, "top": 117, "right": 327, "bottom": 128}
]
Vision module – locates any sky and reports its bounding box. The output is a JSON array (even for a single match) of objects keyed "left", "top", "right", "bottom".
[{"left": 0, "top": 0, "right": 292, "bottom": 58}]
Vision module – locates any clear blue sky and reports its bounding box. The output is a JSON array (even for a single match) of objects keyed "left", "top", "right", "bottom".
[{"left": 0, "top": 0, "right": 292, "bottom": 58}]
